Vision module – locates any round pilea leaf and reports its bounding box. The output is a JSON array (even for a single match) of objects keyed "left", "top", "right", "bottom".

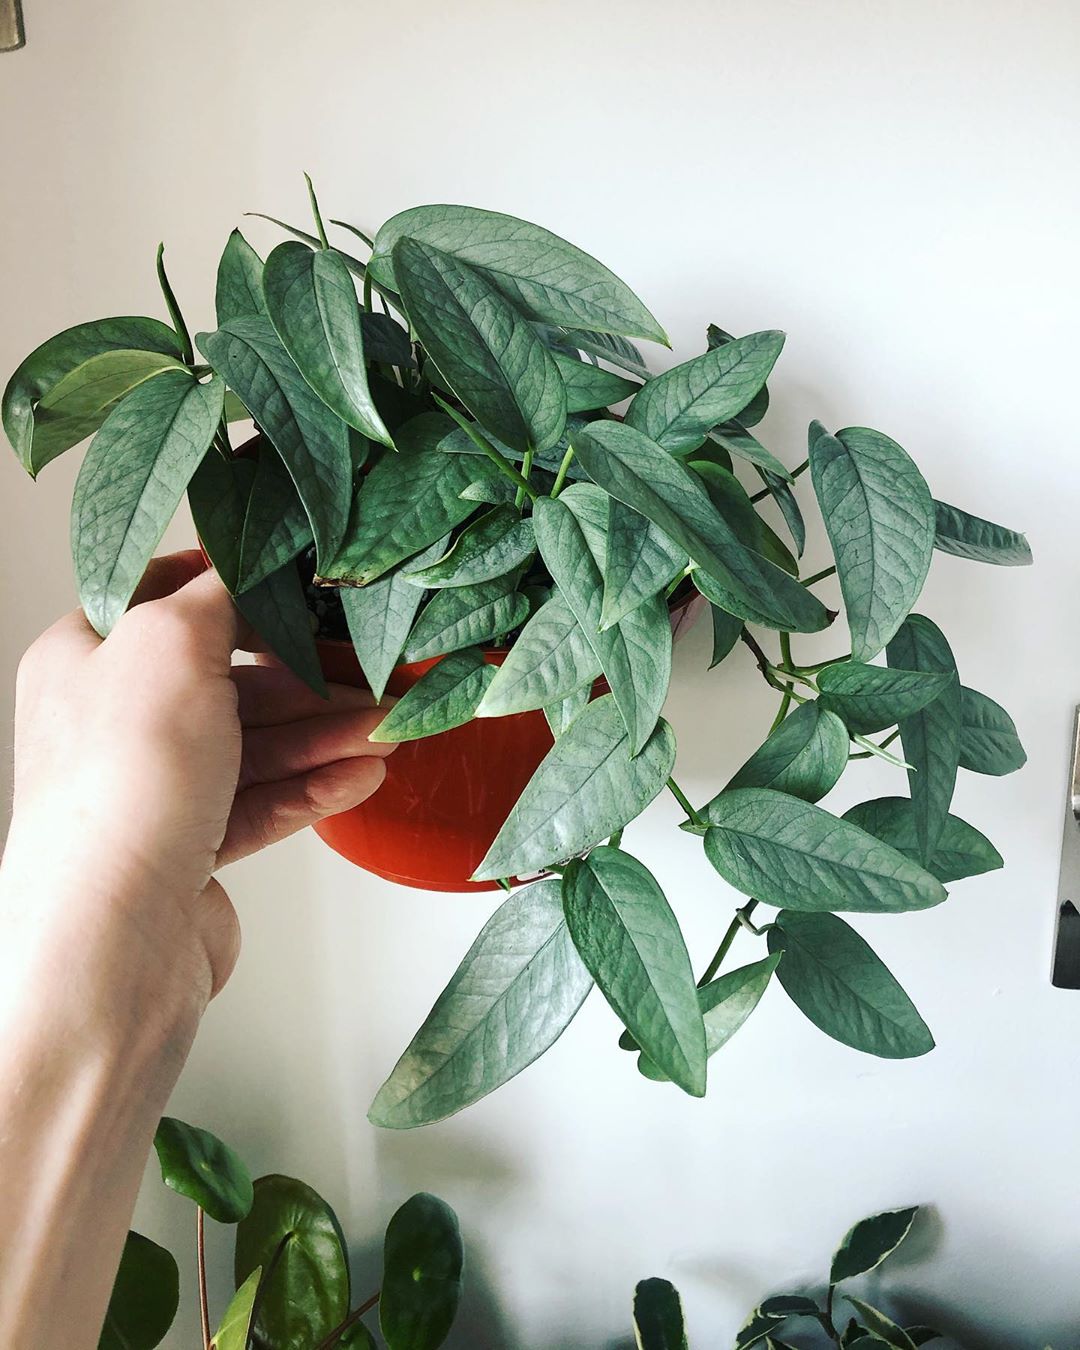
[
  {"left": 153, "top": 1116, "right": 254, "bottom": 1224},
  {"left": 380, "top": 1193, "right": 464, "bottom": 1350},
  {"left": 98, "top": 1231, "right": 179, "bottom": 1350}
]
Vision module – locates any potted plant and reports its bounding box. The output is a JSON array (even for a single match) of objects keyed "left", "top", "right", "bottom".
[{"left": 5, "top": 185, "right": 1032, "bottom": 1123}]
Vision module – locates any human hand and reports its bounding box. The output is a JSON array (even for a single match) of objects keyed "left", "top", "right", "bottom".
[{"left": 0, "top": 550, "right": 394, "bottom": 1030}]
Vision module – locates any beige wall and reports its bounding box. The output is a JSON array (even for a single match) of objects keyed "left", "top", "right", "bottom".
[{"left": 2, "top": 2, "right": 1079, "bottom": 1344}]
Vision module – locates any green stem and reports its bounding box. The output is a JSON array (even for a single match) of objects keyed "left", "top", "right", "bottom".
[
  {"left": 433, "top": 396, "right": 539, "bottom": 501},
  {"left": 769, "top": 688, "right": 794, "bottom": 731},
  {"left": 848, "top": 727, "right": 902, "bottom": 760},
  {"left": 665, "top": 565, "right": 694, "bottom": 599},
  {"left": 801, "top": 564, "right": 837, "bottom": 588},
  {"left": 515, "top": 446, "right": 534, "bottom": 511},
  {"left": 550, "top": 445, "right": 575, "bottom": 498},
  {"left": 608, "top": 827, "right": 624, "bottom": 850},
  {"left": 363, "top": 269, "right": 373, "bottom": 313},
  {"left": 666, "top": 777, "right": 703, "bottom": 828},
  {"left": 698, "top": 900, "right": 759, "bottom": 986},
  {"left": 305, "top": 172, "right": 330, "bottom": 249},
  {"left": 155, "top": 243, "right": 194, "bottom": 366}
]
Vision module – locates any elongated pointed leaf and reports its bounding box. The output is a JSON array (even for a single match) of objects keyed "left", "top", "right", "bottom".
[
  {"left": 703, "top": 788, "right": 947, "bottom": 914},
  {"left": 818, "top": 661, "right": 951, "bottom": 735},
  {"left": 844, "top": 1297, "right": 918, "bottom": 1350},
  {"left": 705, "top": 420, "right": 792, "bottom": 482},
  {"left": 152, "top": 1117, "right": 253, "bottom": 1223},
  {"left": 474, "top": 696, "right": 676, "bottom": 880},
  {"left": 886, "top": 615, "right": 961, "bottom": 862},
  {"left": 369, "top": 880, "right": 593, "bottom": 1127},
  {"left": 809, "top": 422, "right": 935, "bottom": 660},
  {"left": 562, "top": 848, "right": 705, "bottom": 1095},
  {"left": 477, "top": 590, "right": 601, "bottom": 717},
  {"left": 701, "top": 701, "right": 848, "bottom": 808},
  {"left": 370, "top": 205, "right": 667, "bottom": 342},
  {"left": 321, "top": 417, "right": 492, "bottom": 584},
  {"left": 72, "top": 369, "right": 223, "bottom": 635},
  {"left": 544, "top": 684, "right": 592, "bottom": 737},
  {"left": 237, "top": 439, "right": 313, "bottom": 592},
  {"left": 403, "top": 574, "right": 529, "bottom": 662},
  {"left": 768, "top": 913, "right": 933, "bottom": 1059},
  {"left": 706, "top": 324, "right": 770, "bottom": 424},
  {"left": 216, "top": 229, "right": 267, "bottom": 325},
  {"left": 340, "top": 536, "right": 447, "bottom": 701},
  {"left": 626, "top": 331, "right": 785, "bottom": 453},
  {"left": 393, "top": 236, "right": 566, "bottom": 453},
  {"left": 188, "top": 448, "right": 253, "bottom": 592},
  {"left": 380, "top": 1194, "right": 463, "bottom": 1350},
  {"left": 633, "top": 1278, "right": 688, "bottom": 1350},
  {"left": 197, "top": 316, "right": 352, "bottom": 563},
  {"left": 210, "top": 1269, "right": 261, "bottom": 1350},
  {"left": 550, "top": 348, "right": 639, "bottom": 411},
  {"left": 361, "top": 310, "right": 415, "bottom": 367},
  {"left": 237, "top": 562, "right": 327, "bottom": 697},
  {"left": 235, "top": 1175, "right": 349, "bottom": 1350},
  {"left": 958, "top": 686, "right": 1027, "bottom": 775},
  {"left": 263, "top": 241, "right": 391, "bottom": 446},
  {"left": 843, "top": 798, "right": 1002, "bottom": 883},
  {"left": 601, "top": 497, "right": 686, "bottom": 629},
  {"left": 755, "top": 466, "right": 806, "bottom": 556},
  {"left": 99, "top": 1232, "right": 179, "bottom": 1350},
  {"left": 933, "top": 500, "right": 1032, "bottom": 566},
  {"left": 548, "top": 326, "right": 651, "bottom": 378},
  {"left": 572, "top": 420, "right": 829, "bottom": 633},
  {"left": 370, "top": 648, "right": 495, "bottom": 742},
  {"left": 404, "top": 506, "right": 535, "bottom": 588},
  {"left": 533, "top": 494, "right": 670, "bottom": 753},
  {"left": 638, "top": 954, "right": 779, "bottom": 1082},
  {"left": 5, "top": 315, "right": 184, "bottom": 475},
  {"left": 707, "top": 600, "right": 743, "bottom": 668},
  {"left": 830, "top": 1206, "right": 920, "bottom": 1282}
]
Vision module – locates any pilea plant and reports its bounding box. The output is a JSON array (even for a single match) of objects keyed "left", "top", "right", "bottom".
[
  {"left": 5, "top": 188, "right": 1032, "bottom": 1126},
  {"left": 103, "top": 1115, "right": 464, "bottom": 1350}
]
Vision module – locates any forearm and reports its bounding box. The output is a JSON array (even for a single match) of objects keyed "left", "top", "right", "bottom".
[{"left": 0, "top": 849, "right": 201, "bottom": 1348}]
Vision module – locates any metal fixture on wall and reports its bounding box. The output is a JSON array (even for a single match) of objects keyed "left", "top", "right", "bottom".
[
  {"left": 1052, "top": 707, "right": 1080, "bottom": 987},
  {"left": 1, "top": 0, "right": 24, "bottom": 52}
]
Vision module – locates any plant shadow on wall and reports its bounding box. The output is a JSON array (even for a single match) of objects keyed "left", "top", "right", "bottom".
[{"left": 4, "top": 185, "right": 1033, "bottom": 1131}]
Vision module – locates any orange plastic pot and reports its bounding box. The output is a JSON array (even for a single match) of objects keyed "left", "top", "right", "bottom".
[{"left": 313, "top": 596, "right": 705, "bottom": 892}]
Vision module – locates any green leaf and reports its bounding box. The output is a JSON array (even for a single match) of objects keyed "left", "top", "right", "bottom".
[
  {"left": 626, "top": 331, "right": 785, "bottom": 453},
  {"left": 706, "top": 324, "right": 770, "bottom": 424},
  {"left": 756, "top": 466, "right": 806, "bottom": 556},
  {"left": 72, "top": 369, "right": 223, "bottom": 636},
  {"left": 341, "top": 536, "right": 449, "bottom": 701},
  {"left": 246, "top": 211, "right": 373, "bottom": 285},
  {"left": 544, "top": 685, "right": 592, "bottom": 737},
  {"left": 886, "top": 615, "right": 961, "bottom": 862},
  {"left": 769, "top": 912, "right": 933, "bottom": 1058},
  {"left": 380, "top": 1193, "right": 464, "bottom": 1350},
  {"left": 263, "top": 240, "right": 392, "bottom": 446},
  {"left": 477, "top": 590, "right": 601, "bottom": 717},
  {"left": 370, "top": 648, "right": 495, "bottom": 742},
  {"left": 703, "top": 788, "right": 947, "bottom": 913},
  {"left": 403, "top": 574, "right": 529, "bottom": 662},
  {"left": 601, "top": 497, "right": 687, "bottom": 630},
  {"left": 210, "top": 1269, "right": 261, "bottom": 1350},
  {"left": 721, "top": 701, "right": 849, "bottom": 805},
  {"left": 844, "top": 1297, "right": 918, "bottom": 1350},
  {"left": 533, "top": 494, "right": 671, "bottom": 754},
  {"left": 98, "top": 1232, "right": 179, "bottom": 1350},
  {"left": 547, "top": 325, "right": 651, "bottom": 378},
  {"left": 189, "top": 449, "right": 254, "bottom": 591},
  {"left": 152, "top": 1116, "right": 253, "bottom": 1224},
  {"left": 474, "top": 695, "right": 676, "bottom": 880},
  {"left": 958, "top": 685, "right": 1027, "bottom": 775},
  {"left": 236, "top": 561, "right": 327, "bottom": 698},
  {"left": 216, "top": 229, "right": 267, "bottom": 325},
  {"left": 235, "top": 1174, "right": 350, "bottom": 1350},
  {"left": 633, "top": 1277, "right": 688, "bottom": 1350},
  {"left": 562, "top": 847, "right": 705, "bottom": 1096},
  {"left": 843, "top": 798, "right": 1003, "bottom": 883},
  {"left": 5, "top": 315, "right": 185, "bottom": 476},
  {"left": 572, "top": 420, "right": 829, "bottom": 633},
  {"left": 362, "top": 311, "right": 415, "bottom": 367},
  {"left": 370, "top": 205, "right": 667, "bottom": 342},
  {"left": 830, "top": 1206, "right": 920, "bottom": 1283},
  {"left": 369, "top": 879, "right": 593, "bottom": 1127},
  {"left": 817, "top": 661, "right": 952, "bottom": 735},
  {"left": 707, "top": 602, "right": 743, "bottom": 668},
  {"left": 550, "top": 347, "right": 639, "bottom": 411},
  {"left": 933, "top": 499, "right": 1032, "bottom": 566},
  {"left": 638, "top": 954, "right": 779, "bottom": 1082},
  {"left": 404, "top": 506, "right": 535, "bottom": 588},
  {"left": 236, "top": 439, "right": 313, "bottom": 592},
  {"left": 320, "top": 416, "right": 492, "bottom": 584},
  {"left": 809, "top": 422, "right": 935, "bottom": 661},
  {"left": 393, "top": 236, "right": 566, "bottom": 453},
  {"left": 197, "top": 316, "right": 352, "bottom": 564}
]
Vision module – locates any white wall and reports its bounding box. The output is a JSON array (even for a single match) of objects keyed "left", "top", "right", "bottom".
[{"left": 2, "top": 2, "right": 1078, "bottom": 1345}]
